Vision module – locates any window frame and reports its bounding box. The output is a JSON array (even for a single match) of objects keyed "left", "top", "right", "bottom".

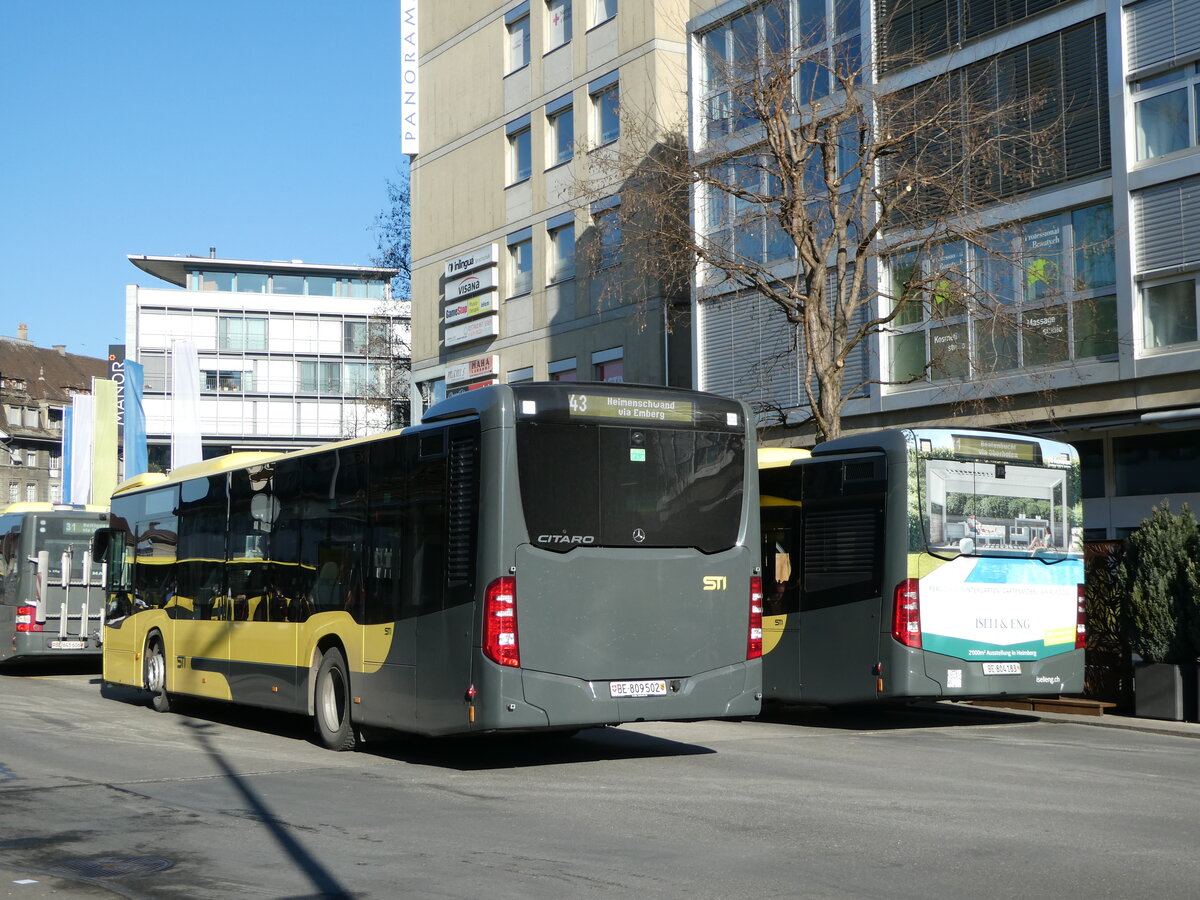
[
  {"left": 546, "top": 93, "right": 574, "bottom": 168},
  {"left": 1131, "top": 62, "right": 1200, "bottom": 163},
  {"left": 1141, "top": 275, "right": 1200, "bottom": 351},
  {"left": 546, "top": 0, "right": 573, "bottom": 52},
  {"left": 886, "top": 201, "right": 1119, "bottom": 385},
  {"left": 507, "top": 115, "right": 533, "bottom": 185},
  {"left": 547, "top": 212, "right": 576, "bottom": 284},
  {"left": 589, "top": 71, "right": 620, "bottom": 145},
  {"left": 506, "top": 3, "right": 531, "bottom": 73},
  {"left": 507, "top": 228, "right": 534, "bottom": 298}
]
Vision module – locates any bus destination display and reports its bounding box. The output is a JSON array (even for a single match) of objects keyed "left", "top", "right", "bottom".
[{"left": 567, "top": 392, "right": 694, "bottom": 424}]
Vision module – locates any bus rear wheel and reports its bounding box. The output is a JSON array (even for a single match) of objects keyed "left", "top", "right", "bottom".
[
  {"left": 314, "top": 648, "right": 356, "bottom": 751},
  {"left": 144, "top": 637, "right": 173, "bottom": 714}
]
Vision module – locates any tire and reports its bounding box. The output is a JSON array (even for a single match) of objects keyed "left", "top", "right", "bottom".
[
  {"left": 314, "top": 648, "right": 356, "bottom": 751},
  {"left": 144, "top": 636, "right": 173, "bottom": 714}
]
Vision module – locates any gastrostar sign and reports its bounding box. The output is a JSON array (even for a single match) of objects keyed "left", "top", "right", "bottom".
[{"left": 400, "top": 1, "right": 419, "bottom": 155}]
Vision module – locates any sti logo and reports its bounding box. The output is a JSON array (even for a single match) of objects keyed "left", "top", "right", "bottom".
[{"left": 702, "top": 576, "right": 727, "bottom": 591}]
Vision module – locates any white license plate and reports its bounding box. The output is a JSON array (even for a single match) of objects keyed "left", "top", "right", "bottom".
[
  {"left": 609, "top": 679, "right": 668, "bottom": 698},
  {"left": 50, "top": 640, "right": 86, "bottom": 650},
  {"left": 982, "top": 662, "right": 1022, "bottom": 675}
]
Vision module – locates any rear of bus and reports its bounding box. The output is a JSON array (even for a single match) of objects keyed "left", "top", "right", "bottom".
[
  {"left": 0, "top": 505, "right": 109, "bottom": 664},
  {"left": 884, "top": 429, "right": 1086, "bottom": 699},
  {"left": 444, "top": 383, "right": 762, "bottom": 731}
]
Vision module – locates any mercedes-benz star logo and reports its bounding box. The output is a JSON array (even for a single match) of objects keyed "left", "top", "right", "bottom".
[{"left": 632, "top": 528, "right": 646, "bottom": 543}]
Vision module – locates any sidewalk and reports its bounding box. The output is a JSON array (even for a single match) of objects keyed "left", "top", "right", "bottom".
[{"left": 935, "top": 699, "right": 1200, "bottom": 739}]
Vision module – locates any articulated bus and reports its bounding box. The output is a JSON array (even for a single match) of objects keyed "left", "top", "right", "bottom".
[
  {"left": 0, "top": 503, "right": 109, "bottom": 664},
  {"left": 759, "top": 429, "right": 1085, "bottom": 705},
  {"left": 96, "top": 383, "right": 763, "bottom": 749}
]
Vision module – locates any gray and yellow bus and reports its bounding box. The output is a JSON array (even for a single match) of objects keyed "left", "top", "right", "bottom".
[
  {"left": 0, "top": 503, "right": 109, "bottom": 664},
  {"left": 96, "top": 382, "right": 763, "bottom": 749},
  {"left": 759, "top": 428, "right": 1085, "bottom": 704}
]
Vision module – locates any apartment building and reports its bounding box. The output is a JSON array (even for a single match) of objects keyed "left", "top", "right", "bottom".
[
  {"left": 687, "top": 0, "right": 1200, "bottom": 539},
  {"left": 407, "top": 1, "right": 693, "bottom": 412},
  {"left": 0, "top": 325, "right": 108, "bottom": 504},
  {"left": 126, "top": 254, "right": 406, "bottom": 466}
]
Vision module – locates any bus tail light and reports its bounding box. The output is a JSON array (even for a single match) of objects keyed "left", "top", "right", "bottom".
[
  {"left": 15, "top": 606, "right": 43, "bottom": 633},
  {"left": 747, "top": 576, "right": 763, "bottom": 660},
  {"left": 1075, "top": 583, "right": 1087, "bottom": 649},
  {"left": 483, "top": 577, "right": 520, "bottom": 667},
  {"left": 892, "top": 579, "right": 922, "bottom": 649}
]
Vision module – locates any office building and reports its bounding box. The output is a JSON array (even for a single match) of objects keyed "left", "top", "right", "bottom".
[
  {"left": 407, "top": 1, "right": 691, "bottom": 411},
  {"left": 687, "top": 0, "right": 1200, "bottom": 539},
  {"left": 126, "top": 253, "right": 406, "bottom": 465}
]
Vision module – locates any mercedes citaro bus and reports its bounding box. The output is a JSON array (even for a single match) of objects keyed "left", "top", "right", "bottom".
[{"left": 95, "top": 383, "right": 764, "bottom": 749}]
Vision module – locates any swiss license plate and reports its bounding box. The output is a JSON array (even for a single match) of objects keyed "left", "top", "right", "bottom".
[
  {"left": 982, "top": 662, "right": 1022, "bottom": 675},
  {"left": 50, "top": 640, "right": 86, "bottom": 650},
  {"left": 609, "top": 679, "right": 668, "bottom": 698}
]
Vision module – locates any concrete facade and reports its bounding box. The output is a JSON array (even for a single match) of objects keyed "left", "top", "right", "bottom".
[{"left": 408, "top": 1, "right": 694, "bottom": 413}]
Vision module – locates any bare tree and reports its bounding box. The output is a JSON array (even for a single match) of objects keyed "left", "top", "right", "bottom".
[
  {"left": 341, "top": 170, "right": 414, "bottom": 437},
  {"left": 575, "top": 9, "right": 1075, "bottom": 442}
]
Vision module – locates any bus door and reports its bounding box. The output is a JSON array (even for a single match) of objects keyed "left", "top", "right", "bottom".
[
  {"left": 795, "top": 455, "right": 887, "bottom": 705},
  {"left": 760, "top": 503, "right": 802, "bottom": 700}
]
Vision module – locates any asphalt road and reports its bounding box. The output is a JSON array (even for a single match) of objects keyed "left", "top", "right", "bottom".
[{"left": 1, "top": 666, "right": 1198, "bottom": 900}]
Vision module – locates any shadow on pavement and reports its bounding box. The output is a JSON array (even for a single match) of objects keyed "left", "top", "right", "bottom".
[{"left": 757, "top": 701, "right": 1039, "bottom": 731}]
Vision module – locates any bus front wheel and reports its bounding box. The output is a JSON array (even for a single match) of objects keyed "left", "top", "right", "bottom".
[
  {"left": 144, "top": 637, "right": 173, "bottom": 714},
  {"left": 314, "top": 648, "right": 356, "bottom": 751}
]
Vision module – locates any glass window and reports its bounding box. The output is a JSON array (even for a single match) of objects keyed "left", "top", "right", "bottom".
[
  {"left": 1135, "top": 89, "right": 1189, "bottom": 160},
  {"left": 218, "top": 317, "right": 267, "bottom": 351},
  {"left": 1072, "top": 203, "right": 1115, "bottom": 290},
  {"left": 1143, "top": 279, "right": 1198, "bottom": 348},
  {"left": 345, "top": 362, "right": 371, "bottom": 393},
  {"left": 593, "top": 82, "right": 618, "bottom": 144},
  {"left": 1021, "top": 216, "right": 1063, "bottom": 304},
  {"left": 508, "top": 366, "right": 535, "bottom": 383},
  {"left": 299, "top": 361, "right": 317, "bottom": 392},
  {"left": 1022, "top": 305, "right": 1071, "bottom": 367},
  {"left": 25, "top": 450, "right": 37, "bottom": 466},
  {"left": 272, "top": 274, "right": 304, "bottom": 295},
  {"left": 1072, "top": 439, "right": 1104, "bottom": 500},
  {"left": 594, "top": 0, "right": 616, "bottom": 26},
  {"left": 547, "top": 0, "right": 572, "bottom": 50},
  {"left": 198, "top": 271, "right": 233, "bottom": 291},
  {"left": 319, "top": 362, "right": 342, "bottom": 393},
  {"left": 25, "top": 484, "right": 36, "bottom": 502},
  {"left": 596, "top": 208, "right": 621, "bottom": 268},
  {"left": 515, "top": 421, "right": 745, "bottom": 553},
  {"left": 890, "top": 331, "right": 926, "bottom": 382},
  {"left": 1073, "top": 295, "right": 1118, "bottom": 359},
  {"left": 930, "top": 323, "right": 971, "bottom": 379},
  {"left": 548, "top": 221, "right": 575, "bottom": 283},
  {"left": 509, "top": 239, "right": 533, "bottom": 296},
  {"left": 1114, "top": 431, "right": 1200, "bottom": 496},
  {"left": 237, "top": 272, "right": 268, "bottom": 294},
  {"left": 595, "top": 359, "right": 623, "bottom": 382},
  {"left": 889, "top": 251, "right": 924, "bottom": 326},
  {"left": 973, "top": 317, "right": 1018, "bottom": 374},
  {"left": 307, "top": 276, "right": 336, "bottom": 296},
  {"left": 7, "top": 483, "right": 16, "bottom": 503},
  {"left": 344, "top": 320, "right": 368, "bottom": 354},
  {"left": 548, "top": 105, "right": 573, "bottom": 166},
  {"left": 509, "top": 125, "right": 531, "bottom": 183},
  {"left": 508, "top": 11, "right": 530, "bottom": 71},
  {"left": 549, "top": 368, "right": 577, "bottom": 382}
]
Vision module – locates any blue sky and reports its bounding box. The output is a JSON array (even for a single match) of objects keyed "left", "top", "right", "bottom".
[{"left": 0, "top": 1, "right": 406, "bottom": 360}]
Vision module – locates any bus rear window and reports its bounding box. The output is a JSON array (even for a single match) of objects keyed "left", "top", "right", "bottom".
[{"left": 516, "top": 422, "right": 744, "bottom": 553}]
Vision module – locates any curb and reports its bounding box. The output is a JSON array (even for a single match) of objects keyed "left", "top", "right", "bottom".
[{"left": 934, "top": 700, "right": 1200, "bottom": 739}]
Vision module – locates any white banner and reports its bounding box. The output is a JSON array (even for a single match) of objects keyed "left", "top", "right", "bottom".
[
  {"left": 69, "top": 393, "right": 94, "bottom": 504},
  {"left": 171, "top": 339, "right": 203, "bottom": 470}
]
